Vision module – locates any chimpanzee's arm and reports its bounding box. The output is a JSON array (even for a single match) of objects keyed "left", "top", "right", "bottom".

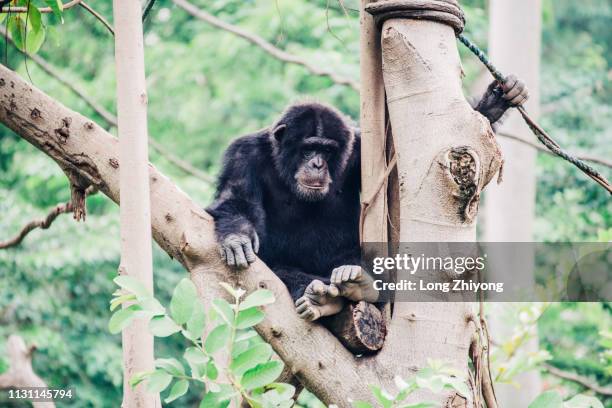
[
  {"left": 472, "top": 74, "right": 529, "bottom": 127},
  {"left": 206, "top": 134, "right": 266, "bottom": 269}
]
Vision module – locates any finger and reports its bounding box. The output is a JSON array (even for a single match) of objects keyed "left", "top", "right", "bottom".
[
  {"left": 295, "top": 297, "right": 306, "bottom": 307},
  {"left": 242, "top": 239, "right": 257, "bottom": 264},
  {"left": 341, "top": 266, "right": 351, "bottom": 282},
  {"left": 328, "top": 284, "right": 340, "bottom": 297},
  {"left": 330, "top": 268, "right": 340, "bottom": 285},
  {"left": 311, "top": 281, "right": 327, "bottom": 296},
  {"left": 231, "top": 243, "right": 248, "bottom": 269},
  {"left": 350, "top": 267, "right": 360, "bottom": 280},
  {"left": 296, "top": 302, "right": 310, "bottom": 314},
  {"left": 297, "top": 309, "right": 311, "bottom": 319},
  {"left": 252, "top": 232, "right": 260, "bottom": 253},
  {"left": 299, "top": 307, "right": 314, "bottom": 319},
  {"left": 225, "top": 246, "right": 236, "bottom": 266},
  {"left": 306, "top": 308, "right": 319, "bottom": 321},
  {"left": 511, "top": 91, "right": 529, "bottom": 106},
  {"left": 503, "top": 80, "right": 524, "bottom": 101},
  {"left": 502, "top": 75, "right": 517, "bottom": 92}
]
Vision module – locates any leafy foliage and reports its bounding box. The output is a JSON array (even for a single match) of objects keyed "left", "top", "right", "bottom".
[
  {"left": 110, "top": 278, "right": 292, "bottom": 407},
  {"left": 353, "top": 361, "right": 469, "bottom": 408}
]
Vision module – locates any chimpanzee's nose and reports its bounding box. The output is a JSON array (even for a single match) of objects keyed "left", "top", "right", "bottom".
[{"left": 311, "top": 156, "right": 325, "bottom": 170}]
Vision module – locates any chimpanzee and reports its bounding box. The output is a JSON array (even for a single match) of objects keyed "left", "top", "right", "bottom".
[{"left": 207, "top": 75, "right": 528, "bottom": 321}]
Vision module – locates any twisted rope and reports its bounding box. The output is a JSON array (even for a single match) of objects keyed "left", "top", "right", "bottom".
[{"left": 458, "top": 34, "right": 612, "bottom": 194}]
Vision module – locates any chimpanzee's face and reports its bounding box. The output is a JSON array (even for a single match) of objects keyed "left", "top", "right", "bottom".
[{"left": 271, "top": 103, "right": 354, "bottom": 201}]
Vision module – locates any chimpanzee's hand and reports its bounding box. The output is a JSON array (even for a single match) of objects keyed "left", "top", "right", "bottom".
[
  {"left": 219, "top": 231, "right": 259, "bottom": 269},
  {"left": 474, "top": 74, "right": 530, "bottom": 124},
  {"left": 329, "top": 265, "right": 379, "bottom": 303},
  {"left": 500, "top": 74, "right": 529, "bottom": 106}
]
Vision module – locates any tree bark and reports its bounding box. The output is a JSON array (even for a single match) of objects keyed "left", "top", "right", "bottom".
[
  {"left": 0, "top": 64, "right": 381, "bottom": 407},
  {"left": 374, "top": 16, "right": 503, "bottom": 406},
  {"left": 112, "top": 1, "right": 159, "bottom": 406},
  {"left": 483, "top": 1, "right": 543, "bottom": 406},
  {"left": 360, "top": 0, "right": 389, "bottom": 244}
]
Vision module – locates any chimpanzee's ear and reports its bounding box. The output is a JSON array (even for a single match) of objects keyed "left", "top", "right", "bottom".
[{"left": 272, "top": 124, "right": 287, "bottom": 142}]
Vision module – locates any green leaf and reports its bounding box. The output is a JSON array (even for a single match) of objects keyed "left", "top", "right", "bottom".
[
  {"left": 235, "top": 330, "right": 258, "bottom": 342},
  {"left": 108, "top": 305, "right": 140, "bottom": 334},
  {"left": 230, "top": 343, "right": 273, "bottom": 376},
  {"left": 140, "top": 297, "right": 166, "bottom": 316},
  {"left": 236, "top": 307, "right": 265, "bottom": 329},
  {"left": 184, "top": 347, "right": 208, "bottom": 364},
  {"left": 206, "top": 359, "right": 218, "bottom": 380},
  {"left": 27, "top": 4, "right": 42, "bottom": 30},
  {"left": 239, "top": 289, "right": 275, "bottom": 310},
  {"left": 219, "top": 282, "right": 241, "bottom": 299},
  {"left": 263, "top": 383, "right": 295, "bottom": 401},
  {"left": 146, "top": 369, "right": 172, "bottom": 393},
  {"left": 564, "top": 395, "right": 604, "bottom": 408},
  {"left": 114, "top": 276, "right": 151, "bottom": 300},
  {"left": 370, "top": 385, "right": 393, "bottom": 408},
  {"left": 444, "top": 377, "right": 469, "bottom": 398},
  {"left": 110, "top": 294, "right": 136, "bottom": 311},
  {"left": 205, "top": 324, "right": 230, "bottom": 354},
  {"left": 212, "top": 298, "right": 235, "bottom": 324},
  {"left": 184, "top": 347, "right": 208, "bottom": 378},
  {"left": 529, "top": 391, "right": 564, "bottom": 408},
  {"left": 240, "top": 360, "right": 284, "bottom": 390},
  {"left": 353, "top": 402, "right": 374, "bottom": 408},
  {"left": 200, "top": 387, "right": 233, "bottom": 408},
  {"left": 9, "top": 16, "right": 25, "bottom": 52},
  {"left": 170, "top": 278, "right": 197, "bottom": 324},
  {"left": 149, "top": 315, "right": 181, "bottom": 337},
  {"left": 26, "top": 2, "right": 46, "bottom": 53},
  {"left": 155, "top": 358, "right": 185, "bottom": 376},
  {"left": 43, "top": 0, "right": 64, "bottom": 21},
  {"left": 165, "top": 379, "right": 189, "bottom": 403},
  {"left": 129, "top": 371, "right": 153, "bottom": 388},
  {"left": 186, "top": 299, "right": 206, "bottom": 338}
]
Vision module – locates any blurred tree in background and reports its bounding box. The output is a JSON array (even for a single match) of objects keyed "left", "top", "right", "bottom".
[{"left": 0, "top": 0, "right": 609, "bottom": 406}]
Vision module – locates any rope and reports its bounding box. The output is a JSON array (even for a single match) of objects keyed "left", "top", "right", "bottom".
[{"left": 458, "top": 34, "right": 612, "bottom": 195}]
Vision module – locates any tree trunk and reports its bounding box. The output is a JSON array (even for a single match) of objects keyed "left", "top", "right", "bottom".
[
  {"left": 360, "top": 0, "right": 388, "bottom": 244},
  {"left": 112, "top": 1, "right": 159, "bottom": 406},
  {"left": 374, "top": 15, "right": 503, "bottom": 405},
  {"left": 0, "top": 335, "right": 54, "bottom": 408},
  {"left": 483, "top": 1, "right": 542, "bottom": 405}
]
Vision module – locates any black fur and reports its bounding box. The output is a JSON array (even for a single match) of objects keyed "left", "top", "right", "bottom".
[{"left": 207, "top": 102, "right": 360, "bottom": 299}]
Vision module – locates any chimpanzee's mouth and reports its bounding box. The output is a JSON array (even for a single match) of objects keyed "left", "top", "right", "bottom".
[{"left": 299, "top": 182, "right": 327, "bottom": 190}]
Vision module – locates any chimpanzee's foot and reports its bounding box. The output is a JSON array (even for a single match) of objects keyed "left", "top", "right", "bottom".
[
  {"left": 329, "top": 265, "right": 379, "bottom": 303},
  {"left": 295, "top": 280, "right": 345, "bottom": 321}
]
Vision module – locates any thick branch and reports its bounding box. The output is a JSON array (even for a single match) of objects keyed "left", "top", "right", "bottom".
[
  {"left": 543, "top": 364, "right": 612, "bottom": 396},
  {"left": 0, "top": 64, "right": 379, "bottom": 406},
  {"left": 172, "top": 0, "right": 360, "bottom": 91},
  {"left": 0, "top": 335, "right": 54, "bottom": 408}
]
